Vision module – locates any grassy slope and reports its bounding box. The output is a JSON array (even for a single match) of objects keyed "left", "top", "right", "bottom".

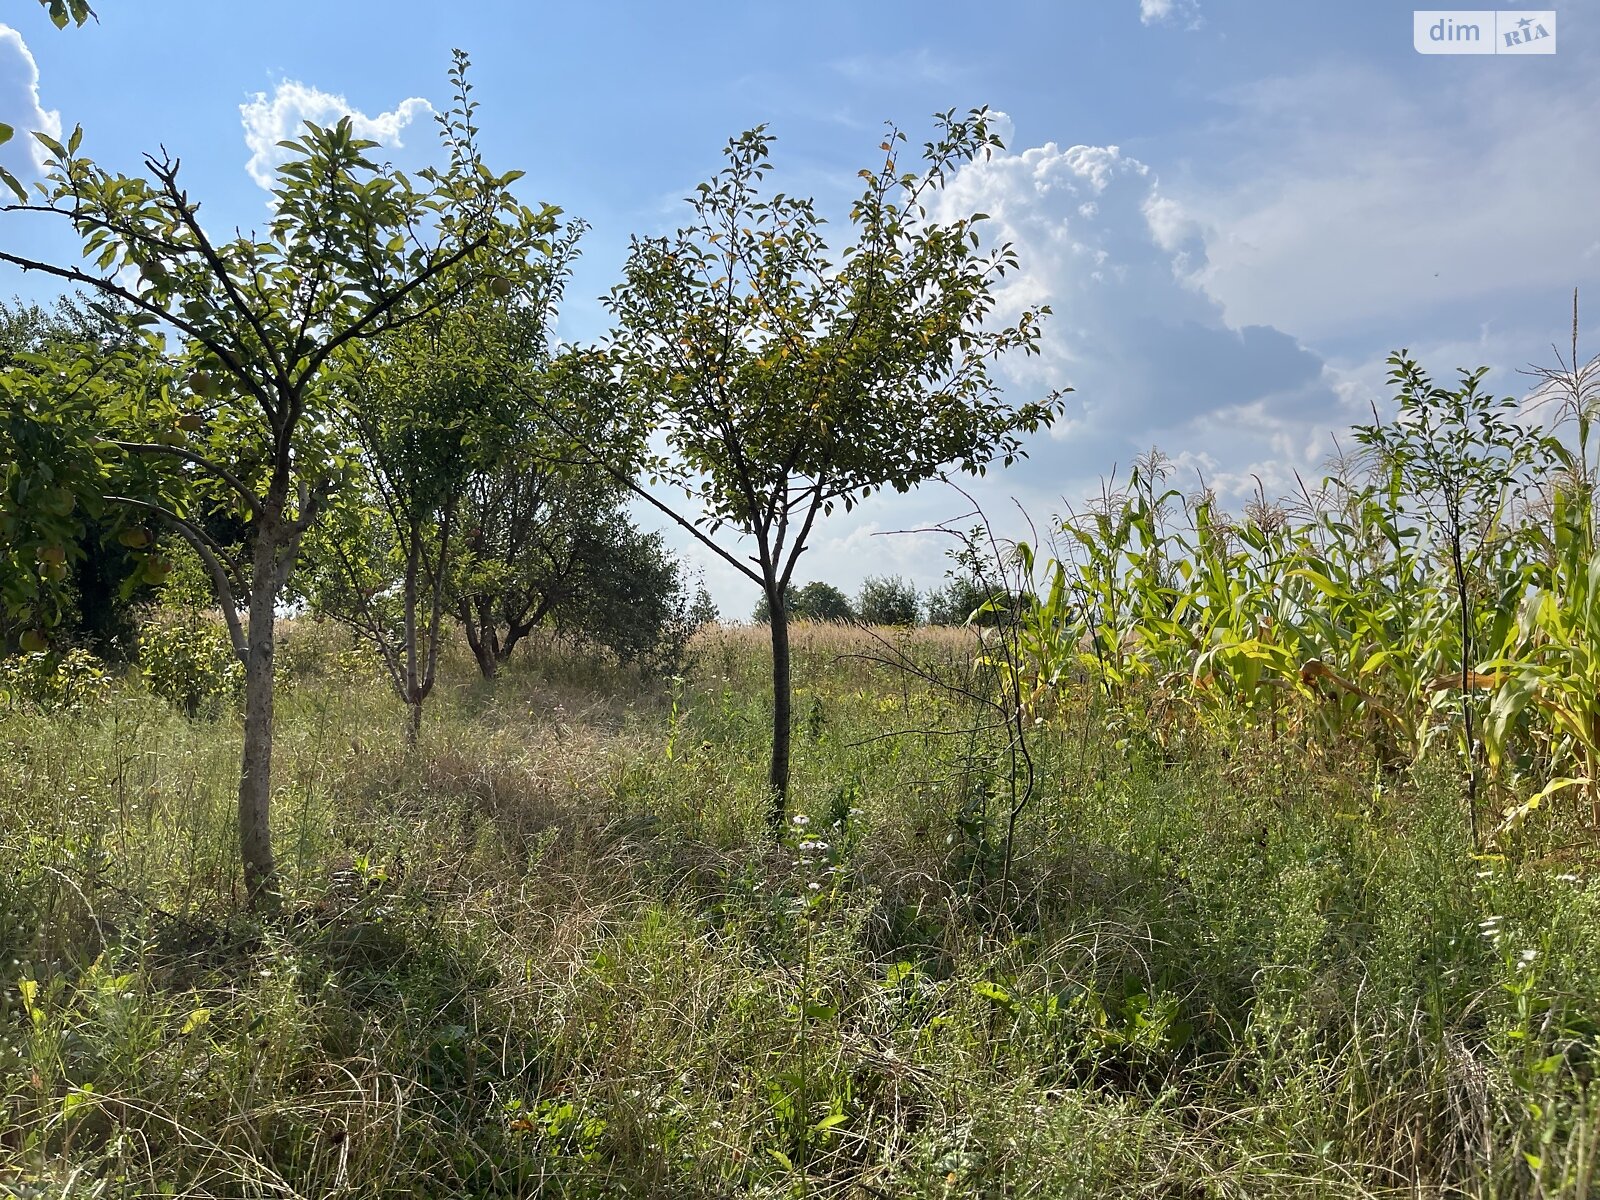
[{"left": 2, "top": 621, "right": 1599, "bottom": 1198}]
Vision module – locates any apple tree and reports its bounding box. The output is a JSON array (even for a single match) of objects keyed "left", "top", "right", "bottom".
[{"left": 604, "top": 111, "right": 1064, "bottom": 825}]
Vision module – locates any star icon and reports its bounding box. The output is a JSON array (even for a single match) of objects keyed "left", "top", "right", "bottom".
[{"left": 1517, "top": 16, "right": 1533, "bottom": 30}]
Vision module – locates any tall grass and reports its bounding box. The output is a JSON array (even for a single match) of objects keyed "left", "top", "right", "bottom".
[{"left": 1, "top": 618, "right": 1598, "bottom": 1196}]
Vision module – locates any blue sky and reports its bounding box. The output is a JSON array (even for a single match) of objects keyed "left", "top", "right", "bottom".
[{"left": 3, "top": 1, "right": 1597, "bottom": 616}]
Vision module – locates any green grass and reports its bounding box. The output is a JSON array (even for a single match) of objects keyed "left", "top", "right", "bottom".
[{"left": 2, "top": 619, "right": 1599, "bottom": 1197}]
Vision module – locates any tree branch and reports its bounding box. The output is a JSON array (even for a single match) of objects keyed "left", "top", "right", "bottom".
[
  {"left": 103, "top": 495, "right": 248, "bottom": 657},
  {"left": 111, "top": 440, "right": 267, "bottom": 516}
]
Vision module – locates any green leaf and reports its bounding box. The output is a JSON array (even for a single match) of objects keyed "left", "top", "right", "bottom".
[
  {"left": 971, "top": 980, "right": 1013, "bottom": 1006},
  {"left": 60, "top": 1085, "right": 97, "bottom": 1118},
  {"left": 883, "top": 960, "right": 921, "bottom": 988},
  {"left": 31, "top": 131, "right": 67, "bottom": 159},
  {"left": 766, "top": 1148, "right": 794, "bottom": 1171},
  {"left": 0, "top": 167, "right": 28, "bottom": 204},
  {"left": 0, "top": 123, "right": 13, "bottom": 147}
]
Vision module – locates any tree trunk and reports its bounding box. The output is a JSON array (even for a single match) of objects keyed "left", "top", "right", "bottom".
[
  {"left": 461, "top": 598, "right": 499, "bottom": 680},
  {"left": 239, "top": 532, "right": 280, "bottom": 907},
  {"left": 500, "top": 620, "right": 535, "bottom": 668},
  {"left": 403, "top": 532, "right": 421, "bottom": 734},
  {"left": 766, "top": 586, "right": 792, "bottom": 830}
]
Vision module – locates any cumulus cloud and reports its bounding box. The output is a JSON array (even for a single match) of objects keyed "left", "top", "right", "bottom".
[
  {"left": 1139, "top": 0, "right": 1202, "bottom": 29},
  {"left": 239, "top": 81, "right": 432, "bottom": 190},
  {"left": 663, "top": 116, "right": 1359, "bottom": 616},
  {"left": 0, "top": 23, "right": 62, "bottom": 175},
  {"left": 927, "top": 119, "right": 1343, "bottom": 499},
  {"left": 657, "top": 48, "right": 1598, "bottom": 614}
]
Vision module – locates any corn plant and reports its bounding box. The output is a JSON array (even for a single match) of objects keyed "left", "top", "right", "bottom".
[
  {"left": 1482, "top": 488, "right": 1600, "bottom": 835},
  {"left": 1291, "top": 471, "right": 1457, "bottom": 759}
]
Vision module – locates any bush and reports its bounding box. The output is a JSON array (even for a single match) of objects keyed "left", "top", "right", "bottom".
[
  {"left": 857, "top": 575, "right": 920, "bottom": 626},
  {"left": 752, "top": 580, "right": 855, "bottom": 623},
  {"left": 926, "top": 578, "right": 990, "bottom": 625},
  {"left": 138, "top": 610, "right": 243, "bottom": 719},
  {"left": 552, "top": 530, "right": 712, "bottom": 675},
  {"left": 0, "top": 647, "right": 112, "bottom": 713}
]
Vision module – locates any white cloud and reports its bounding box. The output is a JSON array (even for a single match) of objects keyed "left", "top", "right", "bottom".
[
  {"left": 1139, "top": 0, "right": 1202, "bottom": 29},
  {"left": 1166, "top": 61, "right": 1600, "bottom": 342},
  {"left": 647, "top": 53, "right": 1600, "bottom": 615},
  {"left": 830, "top": 47, "right": 969, "bottom": 86},
  {"left": 0, "top": 23, "right": 62, "bottom": 174},
  {"left": 239, "top": 80, "right": 432, "bottom": 190},
  {"left": 651, "top": 123, "right": 1354, "bottom": 616},
  {"left": 926, "top": 130, "right": 1342, "bottom": 493}
]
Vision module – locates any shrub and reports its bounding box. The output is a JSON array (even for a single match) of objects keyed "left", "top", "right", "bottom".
[
  {"left": 138, "top": 610, "right": 243, "bottom": 719},
  {"left": 925, "top": 577, "right": 1012, "bottom": 626},
  {"left": 0, "top": 647, "right": 112, "bottom": 713},
  {"left": 857, "top": 575, "right": 920, "bottom": 626},
  {"left": 752, "top": 581, "right": 855, "bottom": 623}
]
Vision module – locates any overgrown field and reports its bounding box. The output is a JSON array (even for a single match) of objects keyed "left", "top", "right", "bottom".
[{"left": 3, "top": 620, "right": 1600, "bottom": 1198}]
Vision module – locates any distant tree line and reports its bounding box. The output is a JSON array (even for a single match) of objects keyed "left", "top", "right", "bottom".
[{"left": 749, "top": 572, "right": 1021, "bottom": 627}]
